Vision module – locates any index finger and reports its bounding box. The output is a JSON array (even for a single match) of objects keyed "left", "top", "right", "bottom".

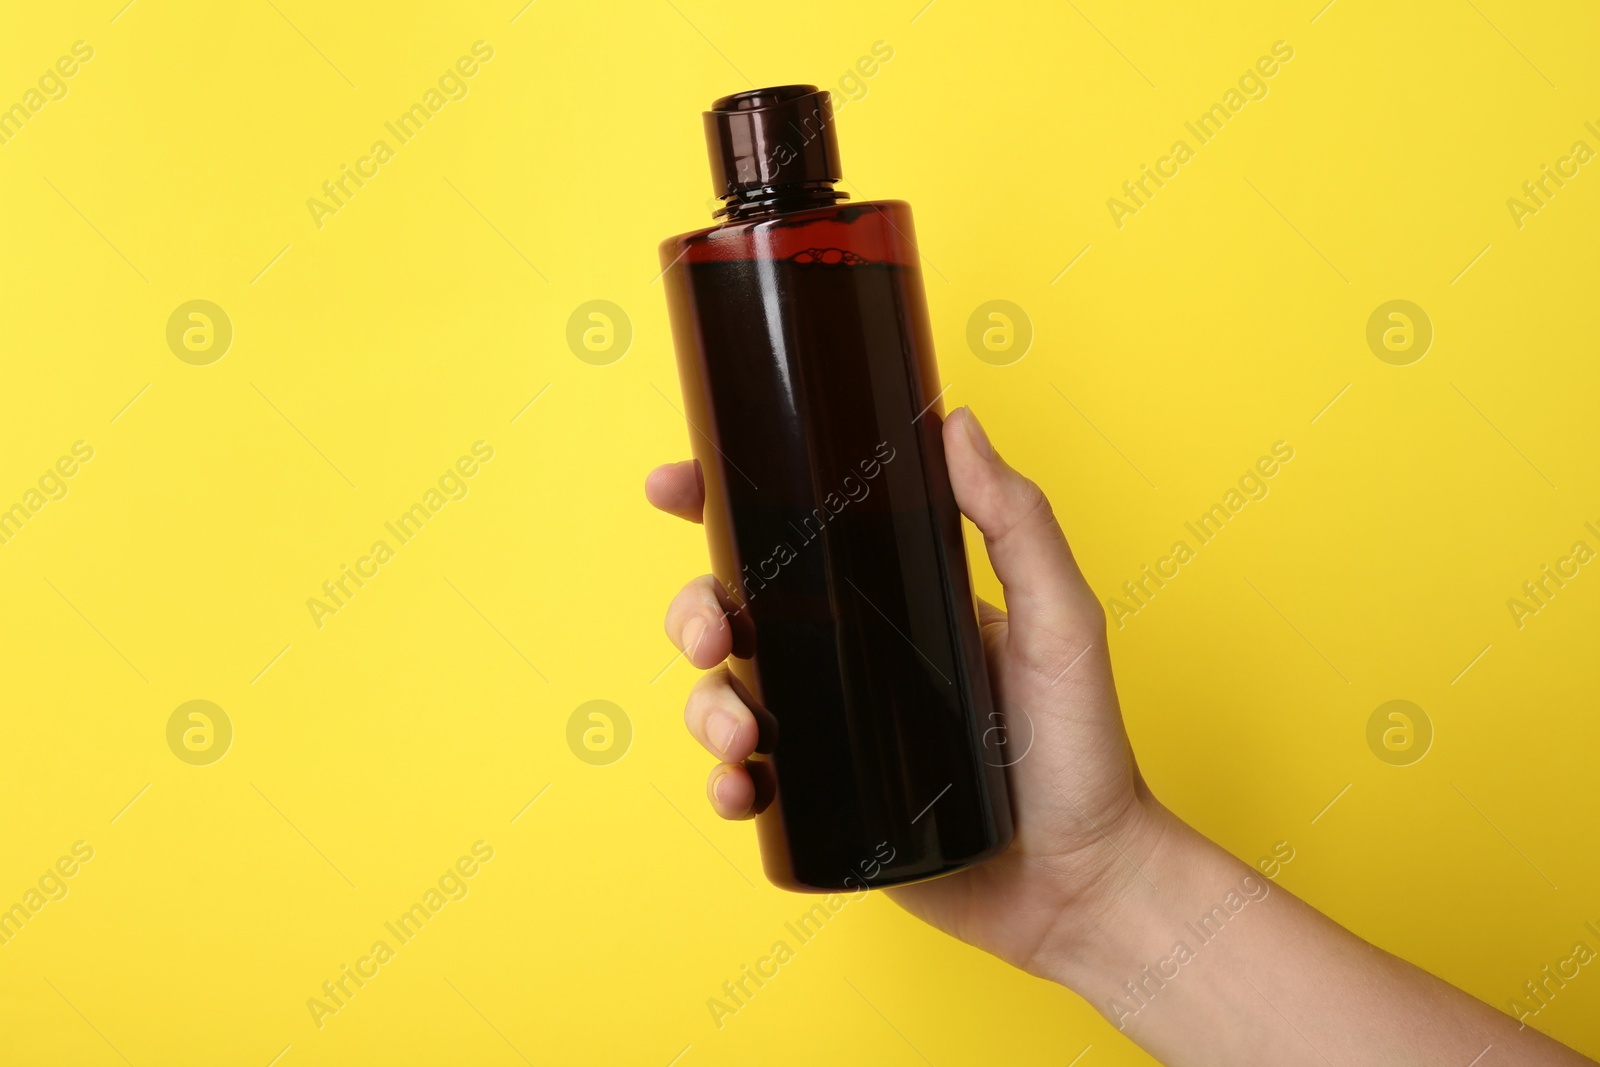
[{"left": 645, "top": 459, "right": 704, "bottom": 523}]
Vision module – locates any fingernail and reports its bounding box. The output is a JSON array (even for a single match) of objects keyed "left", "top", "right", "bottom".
[
  {"left": 961, "top": 406, "right": 995, "bottom": 459},
  {"left": 682, "top": 617, "right": 707, "bottom": 660},
  {"left": 712, "top": 770, "right": 735, "bottom": 808},
  {"left": 708, "top": 708, "right": 740, "bottom": 756}
]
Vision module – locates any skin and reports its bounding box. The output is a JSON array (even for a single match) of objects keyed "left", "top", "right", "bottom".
[{"left": 646, "top": 406, "right": 1596, "bottom": 1066}]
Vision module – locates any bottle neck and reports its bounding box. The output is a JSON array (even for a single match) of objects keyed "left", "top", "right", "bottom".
[{"left": 715, "top": 181, "right": 849, "bottom": 221}]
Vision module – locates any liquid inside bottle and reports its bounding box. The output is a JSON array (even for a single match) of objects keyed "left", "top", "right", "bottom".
[{"left": 659, "top": 85, "right": 1013, "bottom": 892}]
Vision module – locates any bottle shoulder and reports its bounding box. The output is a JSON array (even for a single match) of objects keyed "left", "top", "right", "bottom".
[{"left": 659, "top": 199, "right": 916, "bottom": 269}]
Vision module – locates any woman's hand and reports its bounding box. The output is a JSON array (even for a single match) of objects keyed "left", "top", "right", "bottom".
[
  {"left": 645, "top": 406, "right": 1172, "bottom": 979},
  {"left": 649, "top": 406, "right": 1596, "bottom": 1065}
]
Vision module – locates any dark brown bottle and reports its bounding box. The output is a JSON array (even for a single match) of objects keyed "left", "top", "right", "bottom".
[{"left": 659, "top": 85, "right": 1013, "bottom": 892}]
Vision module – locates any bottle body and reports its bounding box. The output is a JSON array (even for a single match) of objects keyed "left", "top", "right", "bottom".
[{"left": 660, "top": 200, "right": 1014, "bottom": 892}]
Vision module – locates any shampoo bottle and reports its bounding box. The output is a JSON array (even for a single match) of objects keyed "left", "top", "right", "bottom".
[{"left": 659, "top": 85, "right": 1013, "bottom": 891}]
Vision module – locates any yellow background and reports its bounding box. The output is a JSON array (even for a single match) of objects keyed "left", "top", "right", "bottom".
[{"left": 2, "top": 0, "right": 1597, "bottom": 1063}]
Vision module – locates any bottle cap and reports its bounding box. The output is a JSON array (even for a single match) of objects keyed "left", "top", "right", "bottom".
[{"left": 703, "top": 85, "right": 842, "bottom": 202}]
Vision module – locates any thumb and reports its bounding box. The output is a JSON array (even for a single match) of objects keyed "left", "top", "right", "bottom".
[{"left": 942, "top": 406, "right": 1105, "bottom": 663}]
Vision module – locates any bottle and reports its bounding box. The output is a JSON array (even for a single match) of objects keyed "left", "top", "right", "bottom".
[{"left": 658, "top": 85, "right": 1013, "bottom": 892}]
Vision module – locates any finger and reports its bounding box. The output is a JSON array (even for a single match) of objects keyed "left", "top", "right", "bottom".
[
  {"left": 975, "top": 596, "right": 1009, "bottom": 656},
  {"left": 976, "top": 596, "right": 1007, "bottom": 629},
  {"left": 943, "top": 407, "right": 1104, "bottom": 658},
  {"left": 664, "top": 575, "right": 737, "bottom": 668},
  {"left": 706, "top": 762, "right": 756, "bottom": 819},
  {"left": 645, "top": 460, "right": 704, "bottom": 522},
  {"left": 724, "top": 669, "right": 779, "bottom": 753},
  {"left": 684, "top": 670, "right": 760, "bottom": 762}
]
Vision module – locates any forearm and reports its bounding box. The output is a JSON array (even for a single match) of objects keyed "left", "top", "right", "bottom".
[{"left": 1044, "top": 804, "right": 1592, "bottom": 1067}]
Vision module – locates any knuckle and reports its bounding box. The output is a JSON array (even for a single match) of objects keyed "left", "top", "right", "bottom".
[
  {"left": 693, "top": 573, "right": 723, "bottom": 606},
  {"left": 1020, "top": 626, "right": 1073, "bottom": 674},
  {"left": 1019, "top": 626, "right": 1099, "bottom": 689},
  {"left": 685, "top": 667, "right": 730, "bottom": 717},
  {"left": 1081, "top": 595, "right": 1108, "bottom": 632},
  {"left": 682, "top": 674, "right": 714, "bottom": 726},
  {"left": 993, "top": 476, "right": 1054, "bottom": 545}
]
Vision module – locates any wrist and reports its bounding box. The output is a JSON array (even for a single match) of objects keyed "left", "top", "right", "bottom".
[{"left": 1033, "top": 801, "right": 1240, "bottom": 997}]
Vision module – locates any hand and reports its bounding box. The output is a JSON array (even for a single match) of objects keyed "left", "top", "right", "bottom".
[
  {"left": 648, "top": 407, "right": 1599, "bottom": 1066},
  {"left": 645, "top": 406, "right": 1173, "bottom": 977}
]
